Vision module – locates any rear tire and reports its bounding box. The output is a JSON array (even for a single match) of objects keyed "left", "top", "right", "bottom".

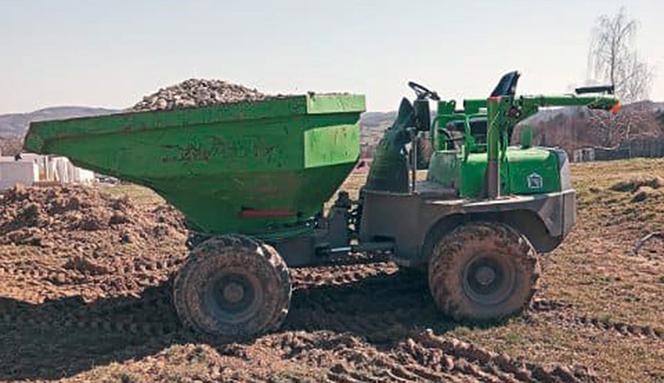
[
  {"left": 428, "top": 222, "right": 539, "bottom": 322},
  {"left": 173, "top": 235, "right": 291, "bottom": 341}
]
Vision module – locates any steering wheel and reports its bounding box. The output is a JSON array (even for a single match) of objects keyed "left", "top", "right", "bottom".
[
  {"left": 408, "top": 81, "right": 440, "bottom": 101},
  {"left": 439, "top": 120, "right": 468, "bottom": 150},
  {"left": 439, "top": 128, "right": 458, "bottom": 149}
]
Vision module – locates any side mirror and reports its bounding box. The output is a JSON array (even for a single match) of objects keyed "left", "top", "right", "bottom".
[{"left": 413, "top": 99, "right": 431, "bottom": 132}]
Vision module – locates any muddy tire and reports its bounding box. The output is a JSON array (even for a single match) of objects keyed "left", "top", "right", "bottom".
[
  {"left": 428, "top": 222, "right": 539, "bottom": 322},
  {"left": 173, "top": 235, "right": 291, "bottom": 341}
]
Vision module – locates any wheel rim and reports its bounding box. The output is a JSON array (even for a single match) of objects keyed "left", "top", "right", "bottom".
[
  {"left": 204, "top": 272, "right": 263, "bottom": 325},
  {"left": 462, "top": 254, "right": 516, "bottom": 306}
]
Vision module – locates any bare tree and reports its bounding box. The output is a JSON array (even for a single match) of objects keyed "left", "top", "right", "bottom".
[
  {"left": 587, "top": 106, "right": 652, "bottom": 148},
  {"left": 588, "top": 8, "right": 654, "bottom": 103}
]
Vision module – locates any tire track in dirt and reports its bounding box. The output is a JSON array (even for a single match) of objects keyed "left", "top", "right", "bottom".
[
  {"left": 0, "top": 252, "right": 395, "bottom": 340},
  {"left": 556, "top": 312, "right": 663, "bottom": 341},
  {"left": 317, "top": 330, "right": 598, "bottom": 383},
  {"left": 530, "top": 299, "right": 663, "bottom": 341},
  {"left": 1, "top": 257, "right": 605, "bottom": 382},
  {"left": 0, "top": 250, "right": 187, "bottom": 303},
  {"left": 287, "top": 266, "right": 433, "bottom": 342},
  {"left": 268, "top": 330, "right": 597, "bottom": 382},
  {"left": 0, "top": 279, "right": 185, "bottom": 381},
  {"left": 291, "top": 262, "right": 397, "bottom": 289},
  {"left": 0, "top": 253, "right": 184, "bottom": 282},
  {"left": 0, "top": 285, "right": 181, "bottom": 337},
  {"left": 3, "top": 252, "right": 652, "bottom": 382},
  {"left": 413, "top": 330, "right": 597, "bottom": 382}
]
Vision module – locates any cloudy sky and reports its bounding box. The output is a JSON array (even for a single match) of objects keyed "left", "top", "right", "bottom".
[{"left": 1, "top": 0, "right": 663, "bottom": 113}]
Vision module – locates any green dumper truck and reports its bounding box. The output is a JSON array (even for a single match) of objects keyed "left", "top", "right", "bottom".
[{"left": 25, "top": 72, "right": 619, "bottom": 341}]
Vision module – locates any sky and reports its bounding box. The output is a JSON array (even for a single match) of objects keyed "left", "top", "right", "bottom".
[{"left": 1, "top": 0, "right": 663, "bottom": 114}]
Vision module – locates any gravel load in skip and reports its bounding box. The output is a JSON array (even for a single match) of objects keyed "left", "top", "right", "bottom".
[{"left": 130, "top": 78, "right": 267, "bottom": 112}]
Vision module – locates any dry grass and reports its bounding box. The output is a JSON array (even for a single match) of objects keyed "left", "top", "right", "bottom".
[{"left": 100, "top": 183, "right": 165, "bottom": 207}]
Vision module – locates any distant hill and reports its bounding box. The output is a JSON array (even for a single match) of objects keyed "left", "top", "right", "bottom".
[
  {"left": 0, "top": 107, "right": 395, "bottom": 143},
  {"left": 360, "top": 111, "right": 396, "bottom": 128},
  {"left": 359, "top": 112, "right": 396, "bottom": 157},
  {"left": 0, "top": 106, "right": 396, "bottom": 157},
  {"left": 0, "top": 106, "right": 117, "bottom": 138}
]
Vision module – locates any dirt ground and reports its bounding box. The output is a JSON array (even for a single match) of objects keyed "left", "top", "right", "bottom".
[{"left": 0, "top": 159, "right": 662, "bottom": 383}]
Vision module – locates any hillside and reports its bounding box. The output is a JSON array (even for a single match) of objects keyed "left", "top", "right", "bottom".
[
  {"left": 0, "top": 106, "right": 117, "bottom": 138},
  {"left": 359, "top": 111, "right": 396, "bottom": 156},
  {"left": 1, "top": 107, "right": 390, "bottom": 139}
]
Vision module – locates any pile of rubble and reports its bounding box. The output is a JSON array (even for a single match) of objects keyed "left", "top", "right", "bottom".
[
  {"left": 129, "top": 78, "right": 267, "bottom": 112},
  {"left": 0, "top": 185, "right": 186, "bottom": 249}
]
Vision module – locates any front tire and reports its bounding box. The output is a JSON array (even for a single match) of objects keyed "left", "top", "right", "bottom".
[
  {"left": 173, "top": 235, "right": 291, "bottom": 341},
  {"left": 428, "top": 222, "right": 539, "bottom": 322}
]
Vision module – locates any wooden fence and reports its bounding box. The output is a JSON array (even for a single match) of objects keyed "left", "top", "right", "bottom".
[{"left": 572, "top": 138, "right": 664, "bottom": 162}]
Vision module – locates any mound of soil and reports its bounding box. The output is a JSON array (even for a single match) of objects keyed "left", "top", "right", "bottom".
[
  {"left": 0, "top": 185, "right": 186, "bottom": 248},
  {"left": 0, "top": 185, "right": 189, "bottom": 299},
  {"left": 631, "top": 186, "right": 662, "bottom": 202},
  {"left": 130, "top": 78, "right": 267, "bottom": 112},
  {"left": 609, "top": 176, "right": 664, "bottom": 192}
]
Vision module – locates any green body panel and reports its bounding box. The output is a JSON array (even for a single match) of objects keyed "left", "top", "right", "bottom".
[
  {"left": 483, "top": 92, "right": 618, "bottom": 199},
  {"left": 484, "top": 93, "right": 619, "bottom": 170},
  {"left": 428, "top": 147, "right": 561, "bottom": 198},
  {"left": 304, "top": 124, "right": 359, "bottom": 167},
  {"left": 24, "top": 94, "right": 365, "bottom": 237},
  {"left": 428, "top": 86, "right": 617, "bottom": 199},
  {"left": 504, "top": 148, "right": 560, "bottom": 194}
]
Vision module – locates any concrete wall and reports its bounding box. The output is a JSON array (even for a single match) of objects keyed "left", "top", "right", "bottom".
[
  {"left": 46, "top": 156, "right": 95, "bottom": 183},
  {"left": 0, "top": 158, "right": 39, "bottom": 190},
  {"left": 0, "top": 154, "right": 95, "bottom": 190}
]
